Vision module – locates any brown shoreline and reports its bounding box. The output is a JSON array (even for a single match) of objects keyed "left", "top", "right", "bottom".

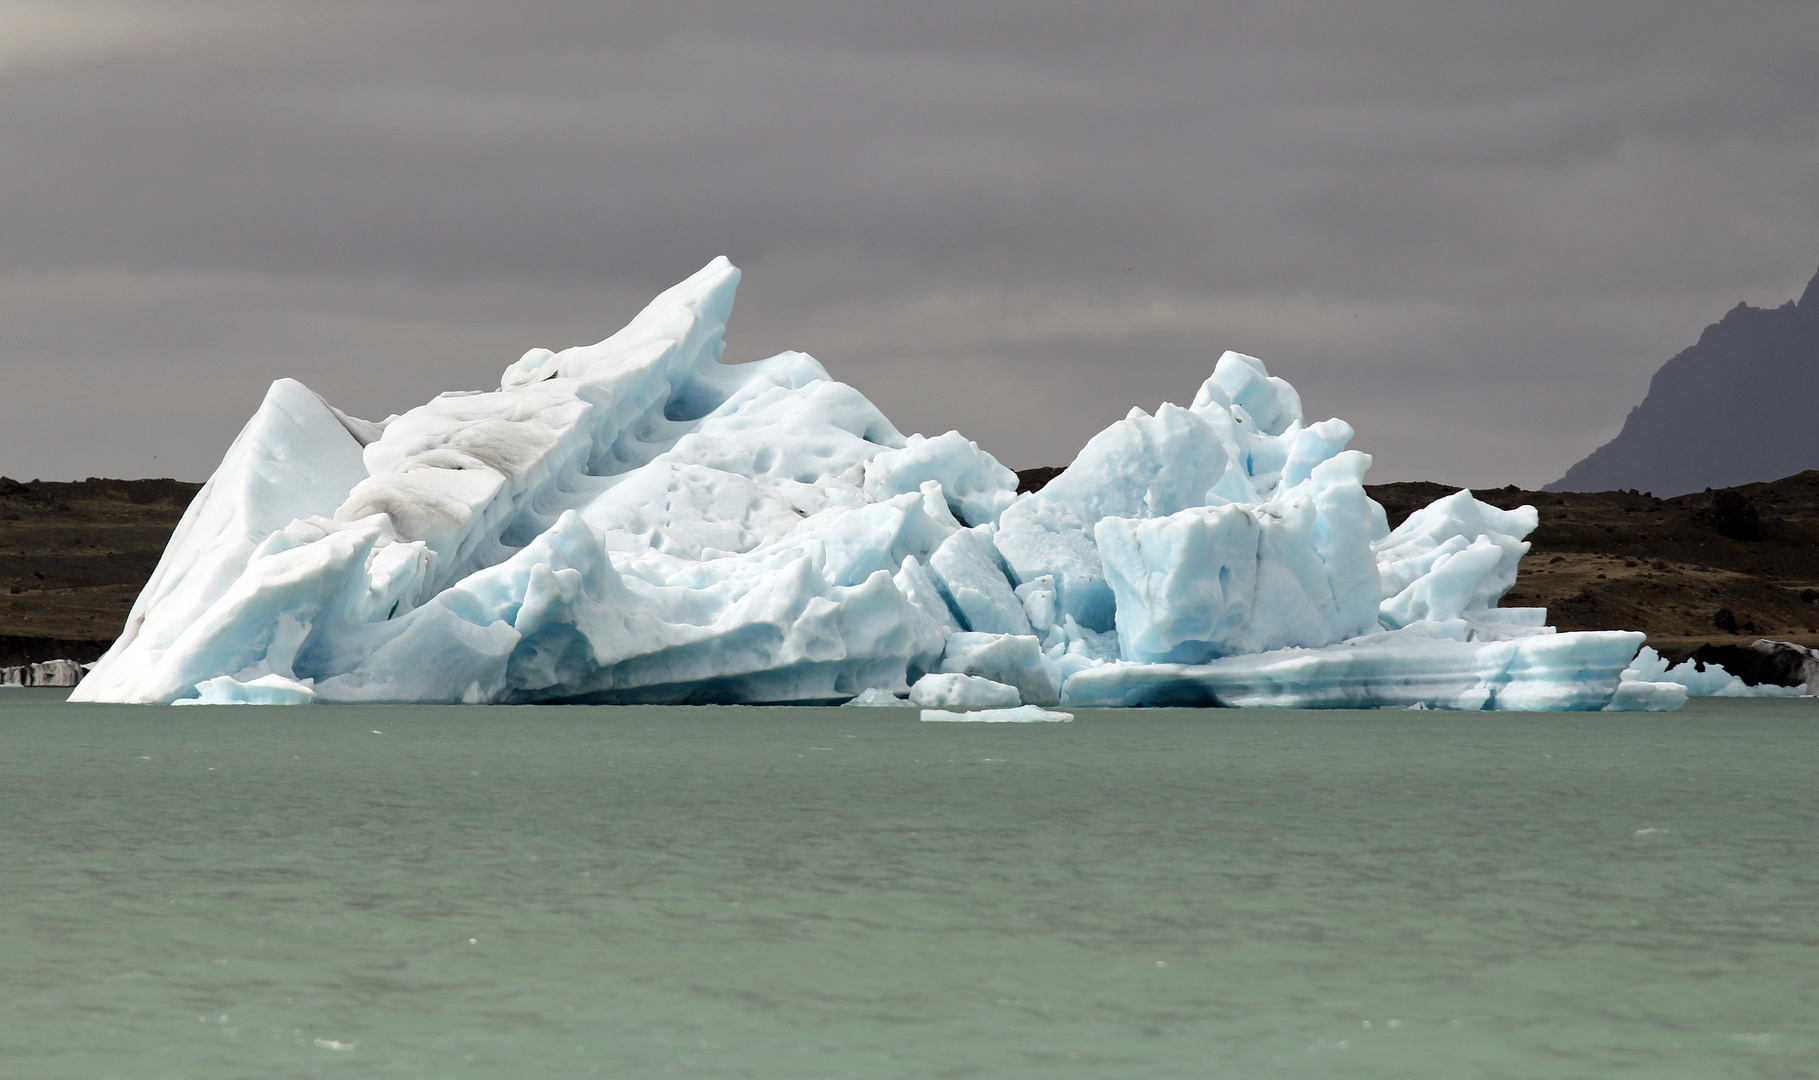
[
  {"left": 8, "top": 470, "right": 1819, "bottom": 670},
  {"left": 1, "top": 477, "right": 200, "bottom": 663}
]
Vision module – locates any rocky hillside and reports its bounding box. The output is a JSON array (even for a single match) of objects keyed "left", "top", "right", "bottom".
[
  {"left": 7, "top": 470, "right": 1819, "bottom": 669},
  {"left": 0, "top": 477, "right": 201, "bottom": 667}
]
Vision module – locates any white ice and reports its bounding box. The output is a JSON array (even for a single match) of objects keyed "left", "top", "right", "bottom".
[
  {"left": 1604, "top": 646, "right": 1804, "bottom": 710},
  {"left": 75, "top": 257, "right": 1682, "bottom": 709},
  {"left": 842, "top": 687, "right": 909, "bottom": 707},
  {"left": 907, "top": 672, "right": 1022, "bottom": 710},
  {"left": 180, "top": 673, "right": 319, "bottom": 706},
  {"left": 920, "top": 705, "right": 1074, "bottom": 723}
]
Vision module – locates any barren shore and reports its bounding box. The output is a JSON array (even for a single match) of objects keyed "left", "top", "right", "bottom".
[{"left": 7, "top": 471, "right": 1819, "bottom": 670}]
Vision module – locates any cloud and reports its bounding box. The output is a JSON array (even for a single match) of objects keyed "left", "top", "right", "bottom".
[
  {"left": 0, "top": 0, "right": 233, "bottom": 72},
  {"left": 1, "top": 0, "right": 1816, "bottom": 486}
]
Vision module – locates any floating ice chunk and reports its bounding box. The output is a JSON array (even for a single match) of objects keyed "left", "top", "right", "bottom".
[
  {"left": 907, "top": 672, "right": 1021, "bottom": 709},
  {"left": 920, "top": 705, "right": 1073, "bottom": 722},
  {"left": 939, "top": 632, "right": 1063, "bottom": 706},
  {"left": 844, "top": 687, "right": 909, "bottom": 707},
  {"left": 75, "top": 257, "right": 1674, "bottom": 711},
  {"left": 180, "top": 673, "right": 318, "bottom": 705},
  {"left": 1603, "top": 677, "right": 1689, "bottom": 711}
]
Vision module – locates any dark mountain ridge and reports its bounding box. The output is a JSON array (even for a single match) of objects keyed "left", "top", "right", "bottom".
[{"left": 1550, "top": 266, "right": 1819, "bottom": 496}]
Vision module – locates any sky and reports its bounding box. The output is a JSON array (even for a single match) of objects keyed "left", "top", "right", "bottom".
[{"left": 2, "top": 0, "right": 1816, "bottom": 488}]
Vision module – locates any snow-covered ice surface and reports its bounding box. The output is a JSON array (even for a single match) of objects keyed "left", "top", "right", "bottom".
[{"left": 75, "top": 258, "right": 1705, "bottom": 709}]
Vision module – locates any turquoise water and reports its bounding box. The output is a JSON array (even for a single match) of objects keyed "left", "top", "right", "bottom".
[{"left": 3, "top": 690, "right": 1816, "bottom": 1078}]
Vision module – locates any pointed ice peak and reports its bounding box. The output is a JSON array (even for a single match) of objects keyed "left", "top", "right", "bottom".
[
  {"left": 1195, "top": 350, "right": 1303, "bottom": 436},
  {"left": 501, "top": 256, "right": 741, "bottom": 390}
]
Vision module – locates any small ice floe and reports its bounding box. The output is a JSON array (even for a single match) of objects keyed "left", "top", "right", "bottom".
[
  {"left": 842, "top": 687, "right": 908, "bottom": 707},
  {"left": 313, "top": 1038, "right": 355, "bottom": 1051},
  {"left": 909, "top": 673, "right": 1021, "bottom": 710},
  {"left": 1, "top": 659, "right": 89, "bottom": 687},
  {"left": 175, "top": 673, "right": 317, "bottom": 705},
  {"left": 920, "top": 705, "right": 1073, "bottom": 723}
]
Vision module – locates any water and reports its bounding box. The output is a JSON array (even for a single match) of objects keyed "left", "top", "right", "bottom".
[{"left": 3, "top": 690, "right": 1816, "bottom": 1079}]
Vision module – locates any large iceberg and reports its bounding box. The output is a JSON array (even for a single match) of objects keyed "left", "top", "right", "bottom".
[{"left": 76, "top": 258, "right": 1680, "bottom": 709}]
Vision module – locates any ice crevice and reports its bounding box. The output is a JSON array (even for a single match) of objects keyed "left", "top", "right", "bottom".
[{"left": 74, "top": 257, "right": 1736, "bottom": 708}]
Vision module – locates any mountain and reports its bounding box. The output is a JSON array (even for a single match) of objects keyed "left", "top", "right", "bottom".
[{"left": 1549, "top": 266, "right": 1819, "bottom": 496}]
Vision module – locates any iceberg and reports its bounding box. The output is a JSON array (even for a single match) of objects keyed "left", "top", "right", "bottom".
[{"left": 74, "top": 257, "right": 1682, "bottom": 709}]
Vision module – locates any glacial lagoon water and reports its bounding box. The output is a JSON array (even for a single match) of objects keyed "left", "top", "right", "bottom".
[{"left": 4, "top": 689, "right": 1816, "bottom": 1079}]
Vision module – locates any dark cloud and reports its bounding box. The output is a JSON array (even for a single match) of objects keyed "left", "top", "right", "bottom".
[{"left": 2, "top": 0, "right": 1815, "bottom": 484}]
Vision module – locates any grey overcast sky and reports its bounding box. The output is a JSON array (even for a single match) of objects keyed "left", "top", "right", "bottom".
[{"left": 2, "top": 1, "right": 1816, "bottom": 487}]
